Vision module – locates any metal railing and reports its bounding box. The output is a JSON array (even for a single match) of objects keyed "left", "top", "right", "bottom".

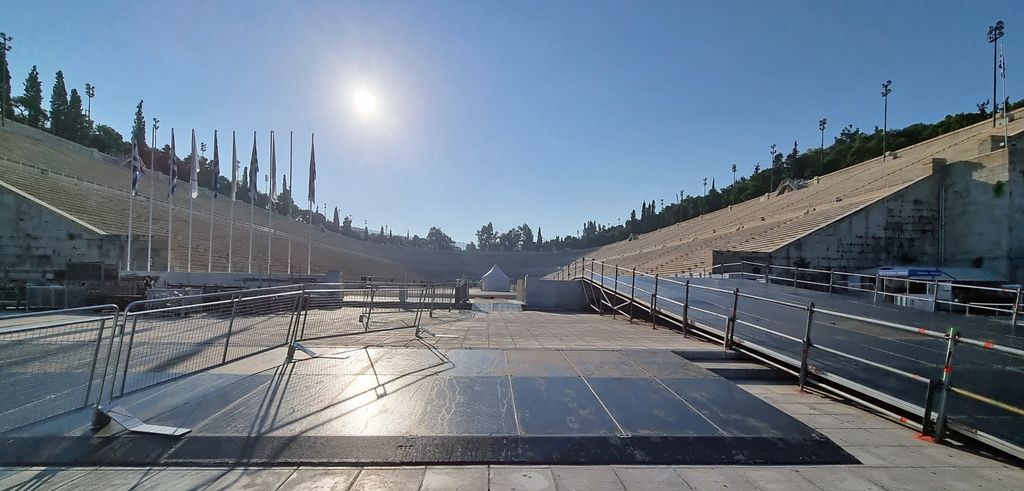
[
  {"left": 712, "top": 261, "right": 1022, "bottom": 326},
  {"left": 557, "top": 256, "right": 1024, "bottom": 459},
  {"left": 0, "top": 305, "right": 120, "bottom": 432},
  {"left": 0, "top": 282, "right": 462, "bottom": 433}
]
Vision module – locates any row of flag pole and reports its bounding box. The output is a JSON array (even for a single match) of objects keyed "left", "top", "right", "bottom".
[{"left": 126, "top": 129, "right": 318, "bottom": 275}]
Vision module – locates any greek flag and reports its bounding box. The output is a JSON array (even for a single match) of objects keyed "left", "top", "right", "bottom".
[
  {"left": 999, "top": 48, "right": 1006, "bottom": 79},
  {"left": 129, "top": 142, "right": 145, "bottom": 196}
]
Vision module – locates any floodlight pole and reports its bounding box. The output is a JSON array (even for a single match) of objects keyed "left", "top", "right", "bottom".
[
  {"left": 818, "top": 118, "right": 827, "bottom": 176},
  {"left": 769, "top": 144, "right": 777, "bottom": 193},
  {"left": 881, "top": 80, "right": 892, "bottom": 163},
  {"left": 988, "top": 21, "right": 1005, "bottom": 128}
]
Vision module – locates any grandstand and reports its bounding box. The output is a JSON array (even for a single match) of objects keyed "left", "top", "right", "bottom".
[
  {"left": 0, "top": 122, "right": 579, "bottom": 283},
  {"left": 577, "top": 110, "right": 1024, "bottom": 280}
]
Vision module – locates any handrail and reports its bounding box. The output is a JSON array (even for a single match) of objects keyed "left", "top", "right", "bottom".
[{"left": 562, "top": 255, "right": 1024, "bottom": 457}]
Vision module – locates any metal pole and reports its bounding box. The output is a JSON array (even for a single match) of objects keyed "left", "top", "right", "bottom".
[
  {"left": 127, "top": 183, "right": 134, "bottom": 271},
  {"left": 873, "top": 274, "right": 880, "bottom": 303},
  {"left": 1011, "top": 286, "right": 1021, "bottom": 328},
  {"left": 187, "top": 179, "right": 193, "bottom": 272},
  {"left": 933, "top": 327, "right": 958, "bottom": 441},
  {"left": 307, "top": 199, "right": 312, "bottom": 275},
  {"left": 798, "top": 301, "right": 815, "bottom": 391},
  {"left": 83, "top": 318, "right": 107, "bottom": 406},
  {"left": 993, "top": 34, "right": 999, "bottom": 128},
  {"left": 650, "top": 274, "right": 659, "bottom": 328},
  {"left": 828, "top": 270, "right": 834, "bottom": 295},
  {"left": 629, "top": 267, "right": 636, "bottom": 323},
  {"left": 167, "top": 185, "right": 173, "bottom": 272},
  {"left": 725, "top": 287, "right": 739, "bottom": 349},
  {"left": 147, "top": 124, "right": 157, "bottom": 271},
  {"left": 267, "top": 176, "right": 272, "bottom": 275},
  {"left": 682, "top": 280, "right": 690, "bottom": 337},
  {"left": 931, "top": 279, "right": 940, "bottom": 312},
  {"left": 600, "top": 262, "right": 605, "bottom": 288},
  {"left": 613, "top": 265, "right": 619, "bottom": 319},
  {"left": 222, "top": 294, "right": 238, "bottom": 363},
  {"left": 289, "top": 130, "right": 294, "bottom": 275}
]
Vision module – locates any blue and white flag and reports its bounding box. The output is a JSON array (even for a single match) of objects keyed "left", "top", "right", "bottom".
[
  {"left": 212, "top": 130, "right": 220, "bottom": 198},
  {"left": 190, "top": 129, "right": 199, "bottom": 199},
  {"left": 168, "top": 129, "right": 178, "bottom": 198},
  {"left": 248, "top": 132, "right": 259, "bottom": 201},
  {"left": 129, "top": 142, "right": 145, "bottom": 196}
]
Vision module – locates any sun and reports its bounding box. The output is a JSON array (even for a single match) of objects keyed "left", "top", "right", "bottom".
[{"left": 352, "top": 89, "right": 378, "bottom": 116}]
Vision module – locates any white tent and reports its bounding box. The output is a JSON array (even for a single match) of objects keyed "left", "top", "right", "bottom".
[{"left": 480, "top": 264, "right": 512, "bottom": 292}]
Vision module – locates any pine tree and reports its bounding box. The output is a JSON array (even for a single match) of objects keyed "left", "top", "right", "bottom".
[
  {"left": 536, "top": 227, "right": 543, "bottom": 246},
  {"left": 131, "top": 100, "right": 146, "bottom": 148},
  {"left": 66, "top": 88, "right": 88, "bottom": 142},
  {"left": 49, "top": 70, "right": 68, "bottom": 136},
  {"left": 1, "top": 34, "right": 11, "bottom": 120},
  {"left": 333, "top": 207, "right": 340, "bottom": 227},
  {"left": 18, "top": 65, "right": 46, "bottom": 127}
]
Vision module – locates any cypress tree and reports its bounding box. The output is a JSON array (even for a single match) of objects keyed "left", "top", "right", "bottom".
[
  {"left": 19, "top": 65, "right": 46, "bottom": 127},
  {"left": 67, "top": 88, "right": 88, "bottom": 142},
  {"left": 49, "top": 70, "right": 68, "bottom": 136},
  {"left": 131, "top": 100, "right": 146, "bottom": 148}
]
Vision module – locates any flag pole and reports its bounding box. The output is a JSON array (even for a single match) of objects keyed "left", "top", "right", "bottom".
[
  {"left": 307, "top": 133, "right": 316, "bottom": 275},
  {"left": 288, "top": 130, "right": 293, "bottom": 275},
  {"left": 167, "top": 129, "right": 176, "bottom": 272},
  {"left": 248, "top": 131, "right": 257, "bottom": 274},
  {"left": 208, "top": 130, "right": 218, "bottom": 273},
  {"left": 127, "top": 173, "right": 134, "bottom": 271},
  {"left": 147, "top": 122, "right": 158, "bottom": 271},
  {"left": 228, "top": 131, "right": 237, "bottom": 273},
  {"left": 187, "top": 129, "right": 197, "bottom": 272},
  {"left": 267, "top": 130, "right": 275, "bottom": 275},
  {"left": 1002, "top": 45, "right": 1008, "bottom": 151}
]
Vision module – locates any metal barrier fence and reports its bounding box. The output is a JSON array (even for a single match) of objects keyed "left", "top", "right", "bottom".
[
  {"left": 0, "top": 305, "right": 119, "bottom": 433},
  {"left": 556, "top": 256, "right": 1024, "bottom": 459},
  {"left": 710, "top": 261, "right": 1022, "bottom": 327},
  {"left": 0, "top": 282, "right": 461, "bottom": 434}
]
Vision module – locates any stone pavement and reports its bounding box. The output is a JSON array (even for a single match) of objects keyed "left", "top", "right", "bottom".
[{"left": 2, "top": 309, "right": 1022, "bottom": 489}]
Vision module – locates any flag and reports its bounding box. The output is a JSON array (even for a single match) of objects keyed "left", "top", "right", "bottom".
[
  {"left": 269, "top": 131, "right": 277, "bottom": 202},
  {"left": 212, "top": 130, "right": 220, "bottom": 198},
  {"left": 168, "top": 129, "right": 178, "bottom": 198},
  {"left": 190, "top": 129, "right": 199, "bottom": 199},
  {"left": 249, "top": 132, "right": 259, "bottom": 201},
  {"left": 308, "top": 133, "right": 316, "bottom": 204},
  {"left": 999, "top": 47, "right": 1006, "bottom": 80},
  {"left": 230, "top": 131, "right": 238, "bottom": 201},
  {"left": 129, "top": 142, "right": 145, "bottom": 196}
]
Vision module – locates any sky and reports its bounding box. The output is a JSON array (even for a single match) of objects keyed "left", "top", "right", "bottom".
[{"left": 4, "top": 1, "right": 1021, "bottom": 243}]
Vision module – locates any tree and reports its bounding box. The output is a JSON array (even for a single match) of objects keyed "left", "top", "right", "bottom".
[
  {"left": 131, "top": 100, "right": 146, "bottom": 149},
  {"left": 49, "top": 70, "right": 68, "bottom": 136},
  {"left": 16, "top": 65, "right": 46, "bottom": 127},
  {"left": 519, "top": 223, "right": 534, "bottom": 250},
  {"left": 476, "top": 222, "right": 498, "bottom": 251},
  {"left": 342, "top": 215, "right": 352, "bottom": 236},
  {"left": 427, "top": 226, "right": 455, "bottom": 250},
  {"left": 499, "top": 227, "right": 523, "bottom": 251},
  {"left": 536, "top": 227, "right": 543, "bottom": 247},
  {"left": 465, "top": 241, "right": 477, "bottom": 252},
  {"left": 87, "top": 124, "right": 128, "bottom": 155},
  {"left": 66, "top": 88, "right": 89, "bottom": 142},
  {"left": 0, "top": 32, "right": 10, "bottom": 121},
  {"left": 333, "top": 207, "right": 340, "bottom": 227}
]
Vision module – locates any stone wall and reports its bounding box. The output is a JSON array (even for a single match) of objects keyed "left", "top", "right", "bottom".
[{"left": 0, "top": 183, "right": 124, "bottom": 282}]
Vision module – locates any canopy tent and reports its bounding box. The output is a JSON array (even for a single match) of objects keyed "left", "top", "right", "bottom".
[{"left": 480, "top": 264, "right": 512, "bottom": 292}]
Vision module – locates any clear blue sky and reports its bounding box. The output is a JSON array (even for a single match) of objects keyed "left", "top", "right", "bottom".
[{"left": 4, "top": 1, "right": 1021, "bottom": 243}]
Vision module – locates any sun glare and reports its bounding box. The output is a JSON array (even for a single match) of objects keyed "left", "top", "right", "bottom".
[{"left": 353, "top": 89, "right": 379, "bottom": 116}]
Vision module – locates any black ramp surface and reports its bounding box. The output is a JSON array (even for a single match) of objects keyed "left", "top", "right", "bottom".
[
  {"left": 0, "top": 347, "right": 857, "bottom": 465},
  {"left": 586, "top": 377, "right": 723, "bottom": 435},
  {"left": 510, "top": 376, "right": 621, "bottom": 435}
]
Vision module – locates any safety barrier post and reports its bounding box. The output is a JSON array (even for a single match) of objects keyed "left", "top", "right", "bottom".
[
  {"left": 798, "top": 301, "right": 815, "bottom": 391},
  {"left": 601, "top": 262, "right": 605, "bottom": 288},
  {"left": 933, "top": 327, "right": 958, "bottom": 442},
  {"left": 590, "top": 258, "right": 595, "bottom": 283},
  {"left": 612, "top": 265, "right": 619, "bottom": 319},
  {"left": 828, "top": 270, "right": 835, "bottom": 295},
  {"left": 650, "top": 274, "right": 659, "bottom": 328},
  {"left": 873, "top": 274, "right": 881, "bottom": 303},
  {"left": 223, "top": 293, "right": 239, "bottom": 363},
  {"left": 763, "top": 266, "right": 770, "bottom": 285},
  {"left": 921, "top": 379, "right": 942, "bottom": 437},
  {"left": 932, "top": 279, "right": 940, "bottom": 312},
  {"left": 725, "top": 288, "right": 739, "bottom": 349},
  {"left": 1011, "top": 286, "right": 1021, "bottom": 328},
  {"left": 118, "top": 315, "right": 140, "bottom": 397},
  {"left": 83, "top": 317, "right": 108, "bottom": 406},
  {"left": 682, "top": 280, "right": 690, "bottom": 337},
  {"left": 629, "top": 268, "right": 636, "bottom": 323}
]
